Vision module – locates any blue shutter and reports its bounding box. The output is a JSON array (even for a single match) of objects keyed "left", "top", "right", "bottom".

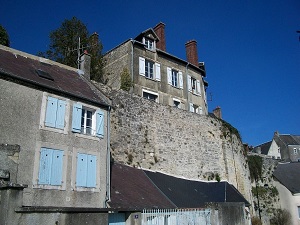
[
  {"left": 50, "top": 150, "right": 64, "bottom": 185},
  {"left": 72, "top": 103, "right": 82, "bottom": 133},
  {"left": 38, "top": 148, "right": 53, "bottom": 184},
  {"left": 45, "top": 97, "right": 58, "bottom": 127},
  {"left": 76, "top": 153, "right": 87, "bottom": 187},
  {"left": 56, "top": 100, "right": 66, "bottom": 129},
  {"left": 87, "top": 155, "right": 97, "bottom": 187},
  {"left": 96, "top": 110, "right": 104, "bottom": 137}
]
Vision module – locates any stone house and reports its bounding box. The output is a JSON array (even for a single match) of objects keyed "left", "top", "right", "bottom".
[
  {"left": 254, "top": 131, "right": 300, "bottom": 162},
  {"left": 0, "top": 45, "right": 111, "bottom": 224},
  {"left": 103, "top": 22, "right": 208, "bottom": 115},
  {"left": 273, "top": 162, "right": 300, "bottom": 225}
]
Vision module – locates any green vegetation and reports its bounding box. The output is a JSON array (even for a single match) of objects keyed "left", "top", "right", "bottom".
[
  {"left": 0, "top": 25, "right": 10, "bottom": 47},
  {"left": 120, "top": 68, "right": 132, "bottom": 91},
  {"left": 248, "top": 155, "right": 263, "bottom": 182},
  {"left": 38, "top": 17, "right": 104, "bottom": 82},
  {"left": 270, "top": 209, "right": 291, "bottom": 225}
]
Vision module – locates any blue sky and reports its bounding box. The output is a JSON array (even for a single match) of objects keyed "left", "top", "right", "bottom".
[{"left": 1, "top": 0, "right": 299, "bottom": 146}]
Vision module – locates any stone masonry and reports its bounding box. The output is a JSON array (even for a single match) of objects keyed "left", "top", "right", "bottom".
[{"left": 94, "top": 82, "right": 253, "bottom": 204}]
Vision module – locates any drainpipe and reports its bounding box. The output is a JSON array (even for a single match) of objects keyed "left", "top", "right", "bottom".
[
  {"left": 185, "top": 62, "right": 190, "bottom": 109},
  {"left": 105, "top": 106, "right": 111, "bottom": 207},
  {"left": 130, "top": 39, "right": 136, "bottom": 94}
]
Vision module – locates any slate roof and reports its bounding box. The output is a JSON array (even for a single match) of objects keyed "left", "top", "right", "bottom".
[
  {"left": 0, "top": 46, "right": 110, "bottom": 108},
  {"left": 110, "top": 163, "right": 250, "bottom": 210},
  {"left": 278, "top": 135, "right": 300, "bottom": 146},
  {"left": 109, "top": 163, "right": 175, "bottom": 210},
  {"left": 273, "top": 162, "right": 300, "bottom": 194}
]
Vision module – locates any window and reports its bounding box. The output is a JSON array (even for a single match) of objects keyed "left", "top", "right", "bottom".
[
  {"left": 38, "top": 148, "right": 64, "bottom": 186},
  {"left": 144, "top": 38, "right": 154, "bottom": 50},
  {"left": 173, "top": 98, "right": 181, "bottom": 108},
  {"left": 139, "top": 57, "right": 161, "bottom": 81},
  {"left": 45, "top": 96, "right": 66, "bottom": 129},
  {"left": 189, "top": 103, "right": 203, "bottom": 114},
  {"left": 188, "top": 75, "right": 201, "bottom": 95},
  {"left": 76, "top": 153, "right": 97, "bottom": 188},
  {"left": 143, "top": 90, "right": 158, "bottom": 102},
  {"left": 72, "top": 103, "right": 104, "bottom": 137},
  {"left": 145, "top": 60, "right": 154, "bottom": 79},
  {"left": 294, "top": 148, "right": 298, "bottom": 155},
  {"left": 298, "top": 206, "right": 300, "bottom": 218},
  {"left": 167, "top": 67, "right": 183, "bottom": 88}
]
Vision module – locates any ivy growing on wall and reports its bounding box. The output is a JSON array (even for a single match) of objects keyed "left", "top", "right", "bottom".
[
  {"left": 120, "top": 68, "right": 132, "bottom": 91},
  {"left": 248, "top": 155, "right": 263, "bottom": 182}
]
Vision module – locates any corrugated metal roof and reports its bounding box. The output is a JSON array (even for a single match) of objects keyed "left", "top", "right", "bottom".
[
  {"left": 110, "top": 163, "right": 250, "bottom": 210},
  {"left": 0, "top": 47, "right": 109, "bottom": 108},
  {"left": 273, "top": 162, "right": 300, "bottom": 194}
]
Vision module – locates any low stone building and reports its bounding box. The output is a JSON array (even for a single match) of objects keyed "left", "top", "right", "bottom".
[{"left": 103, "top": 22, "right": 208, "bottom": 115}]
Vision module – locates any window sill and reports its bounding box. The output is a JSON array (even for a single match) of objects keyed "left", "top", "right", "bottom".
[
  {"left": 72, "top": 186, "right": 100, "bottom": 192},
  {"left": 33, "top": 184, "right": 66, "bottom": 190},
  {"left": 39, "top": 125, "right": 68, "bottom": 135},
  {"left": 74, "top": 132, "right": 101, "bottom": 141}
]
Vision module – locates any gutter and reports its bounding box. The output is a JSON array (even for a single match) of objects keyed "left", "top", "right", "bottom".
[
  {"left": 105, "top": 108, "right": 111, "bottom": 207},
  {"left": 185, "top": 62, "right": 190, "bottom": 107}
]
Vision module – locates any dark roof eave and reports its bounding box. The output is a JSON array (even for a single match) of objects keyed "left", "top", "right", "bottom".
[
  {"left": 0, "top": 70, "right": 111, "bottom": 110},
  {"left": 157, "top": 49, "right": 206, "bottom": 76}
]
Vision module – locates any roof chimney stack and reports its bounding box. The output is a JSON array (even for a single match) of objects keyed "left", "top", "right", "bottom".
[
  {"left": 185, "top": 40, "right": 199, "bottom": 66},
  {"left": 213, "top": 106, "right": 222, "bottom": 119},
  {"left": 153, "top": 22, "right": 166, "bottom": 51},
  {"left": 79, "top": 51, "right": 91, "bottom": 80}
]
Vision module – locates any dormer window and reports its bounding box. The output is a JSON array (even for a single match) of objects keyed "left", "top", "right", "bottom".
[{"left": 144, "top": 38, "right": 155, "bottom": 50}]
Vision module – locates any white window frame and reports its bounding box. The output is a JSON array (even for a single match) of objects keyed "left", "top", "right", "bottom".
[
  {"left": 81, "top": 107, "right": 96, "bottom": 136},
  {"left": 39, "top": 92, "right": 70, "bottom": 134},
  {"left": 143, "top": 37, "right": 155, "bottom": 51},
  {"left": 142, "top": 89, "right": 159, "bottom": 103},
  {"left": 139, "top": 57, "right": 160, "bottom": 81}
]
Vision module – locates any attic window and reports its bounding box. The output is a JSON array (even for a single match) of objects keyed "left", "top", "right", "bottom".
[
  {"left": 144, "top": 38, "right": 155, "bottom": 50},
  {"left": 36, "top": 69, "right": 54, "bottom": 81}
]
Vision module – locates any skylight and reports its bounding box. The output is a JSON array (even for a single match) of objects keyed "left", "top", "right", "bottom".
[{"left": 36, "top": 69, "right": 54, "bottom": 81}]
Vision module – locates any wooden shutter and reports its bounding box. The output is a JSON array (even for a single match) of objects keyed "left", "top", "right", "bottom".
[
  {"left": 197, "top": 80, "right": 201, "bottom": 95},
  {"left": 155, "top": 63, "right": 161, "bottom": 81},
  {"left": 76, "top": 153, "right": 88, "bottom": 187},
  {"left": 179, "top": 72, "right": 183, "bottom": 89},
  {"left": 96, "top": 110, "right": 104, "bottom": 137},
  {"left": 56, "top": 100, "right": 66, "bottom": 129},
  {"left": 139, "top": 57, "right": 145, "bottom": 76},
  {"left": 72, "top": 103, "right": 82, "bottom": 133},
  {"left": 167, "top": 67, "right": 172, "bottom": 85},
  {"left": 38, "top": 148, "right": 52, "bottom": 184},
  {"left": 187, "top": 75, "right": 192, "bottom": 92},
  {"left": 87, "top": 155, "right": 97, "bottom": 187},
  {"left": 50, "top": 150, "right": 64, "bottom": 185},
  {"left": 45, "top": 96, "right": 58, "bottom": 128}
]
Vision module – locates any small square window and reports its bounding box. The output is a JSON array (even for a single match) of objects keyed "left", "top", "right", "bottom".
[
  {"left": 294, "top": 148, "right": 297, "bottom": 155},
  {"left": 143, "top": 90, "right": 158, "bottom": 102},
  {"left": 145, "top": 38, "right": 154, "bottom": 50},
  {"left": 173, "top": 100, "right": 180, "bottom": 108}
]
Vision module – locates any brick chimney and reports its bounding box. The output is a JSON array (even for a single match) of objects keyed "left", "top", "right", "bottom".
[
  {"left": 213, "top": 106, "right": 222, "bottom": 119},
  {"left": 185, "top": 40, "right": 199, "bottom": 66},
  {"left": 153, "top": 22, "right": 166, "bottom": 51},
  {"left": 79, "top": 50, "right": 91, "bottom": 80}
]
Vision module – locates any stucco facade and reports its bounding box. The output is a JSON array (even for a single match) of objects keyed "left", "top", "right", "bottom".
[
  {"left": 103, "top": 22, "right": 208, "bottom": 115},
  {"left": 0, "top": 45, "right": 111, "bottom": 224}
]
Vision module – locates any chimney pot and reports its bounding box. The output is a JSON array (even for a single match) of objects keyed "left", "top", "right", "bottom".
[
  {"left": 213, "top": 106, "right": 222, "bottom": 119},
  {"left": 153, "top": 22, "right": 166, "bottom": 51},
  {"left": 185, "top": 40, "right": 199, "bottom": 66}
]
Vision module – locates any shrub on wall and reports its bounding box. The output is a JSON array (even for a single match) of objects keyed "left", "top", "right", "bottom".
[{"left": 120, "top": 68, "right": 132, "bottom": 91}]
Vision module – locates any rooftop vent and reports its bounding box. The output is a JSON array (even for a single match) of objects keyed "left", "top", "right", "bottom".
[{"left": 35, "top": 69, "right": 54, "bottom": 81}]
